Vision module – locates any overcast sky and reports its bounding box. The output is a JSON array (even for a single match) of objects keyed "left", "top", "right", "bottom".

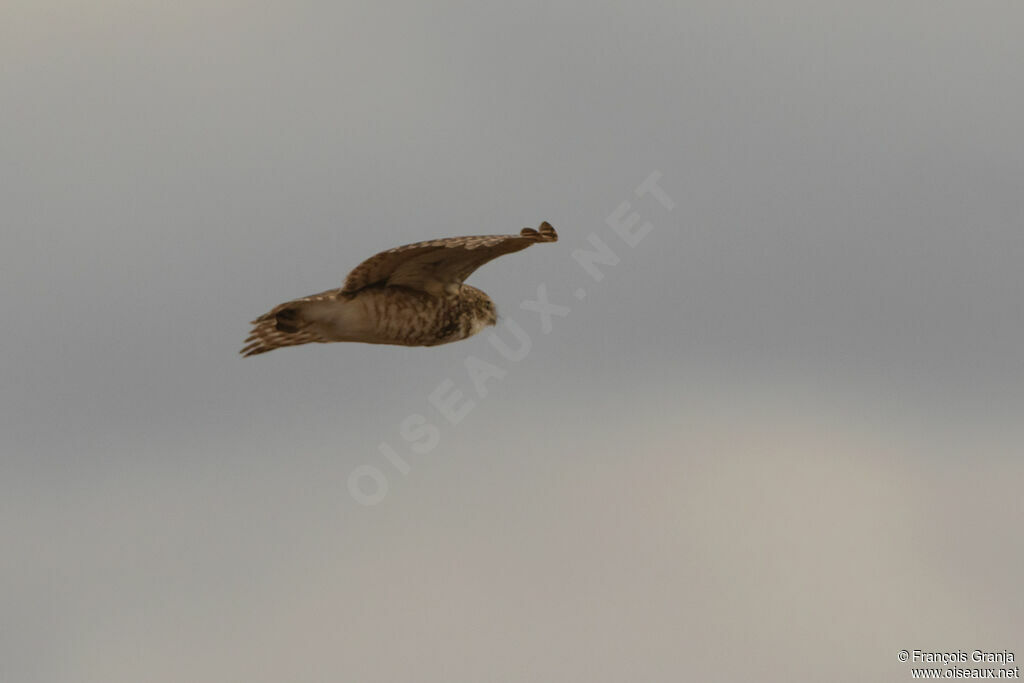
[{"left": 3, "top": 2, "right": 1023, "bottom": 681}]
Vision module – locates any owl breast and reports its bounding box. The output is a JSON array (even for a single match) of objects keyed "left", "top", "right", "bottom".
[{"left": 337, "top": 285, "right": 497, "bottom": 347}]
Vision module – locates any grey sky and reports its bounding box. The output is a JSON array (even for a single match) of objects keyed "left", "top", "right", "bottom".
[{"left": 3, "top": 2, "right": 1023, "bottom": 681}]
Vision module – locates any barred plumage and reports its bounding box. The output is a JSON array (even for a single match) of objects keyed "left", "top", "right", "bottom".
[{"left": 241, "top": 223, "right": 557, "bottom": 357}]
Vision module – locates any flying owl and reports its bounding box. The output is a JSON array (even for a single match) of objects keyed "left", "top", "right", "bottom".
[{"left": 241, "top": 222, "right": 557, "bottom": 356}]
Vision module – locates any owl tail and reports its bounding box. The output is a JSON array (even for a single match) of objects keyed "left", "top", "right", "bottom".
[
  {"left": 272, "top": 307, "right": 305, "bottom": 333},
  {"left": 240, "top": 297, "right": 334, "bottom": 357}
]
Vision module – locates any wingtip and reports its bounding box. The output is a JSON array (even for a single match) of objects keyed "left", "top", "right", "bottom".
[
  {"left": 538, "top": 221, "right": 557, "bottom": 241},
  {"left": 522, "top": 222, "right": 557, "bottom": 242}
]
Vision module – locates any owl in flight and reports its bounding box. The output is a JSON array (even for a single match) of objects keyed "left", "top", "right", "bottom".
[{"left": 241, "top": 222, "right": 557, "bottom": 356}]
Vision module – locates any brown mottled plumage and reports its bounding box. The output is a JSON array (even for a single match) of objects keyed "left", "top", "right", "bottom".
[{"left": 241, "top": 222, "right": 557, "bottom": 357}]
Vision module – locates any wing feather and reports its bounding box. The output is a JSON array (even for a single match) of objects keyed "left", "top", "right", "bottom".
[{"left": 341, "top": 222, "right": 557, "bottom": 295}]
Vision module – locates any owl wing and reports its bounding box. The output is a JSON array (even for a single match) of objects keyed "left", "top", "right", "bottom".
[{"left": 340, "top": 222, "right": 557, "bottom": 297}]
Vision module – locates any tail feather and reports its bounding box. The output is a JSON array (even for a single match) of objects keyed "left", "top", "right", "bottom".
[{"left": 240, "top": 289, "right": 338, "bottom": 357}]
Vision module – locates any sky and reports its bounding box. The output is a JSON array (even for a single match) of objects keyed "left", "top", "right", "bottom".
[{"left": 2, "top": 1, "right": 1023, "bottom": 681}]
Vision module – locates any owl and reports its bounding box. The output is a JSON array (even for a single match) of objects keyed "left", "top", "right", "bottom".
[{"left": 241, "top": 222, "right": 557, "bottom": 356}]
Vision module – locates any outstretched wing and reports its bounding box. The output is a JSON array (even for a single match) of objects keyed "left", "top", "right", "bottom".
[
  {"left": 240, "top": 289, "right": 338, "bottom": 357},
  {"left": 341, "top": 222, "right": 557, "bottom": 296}
]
